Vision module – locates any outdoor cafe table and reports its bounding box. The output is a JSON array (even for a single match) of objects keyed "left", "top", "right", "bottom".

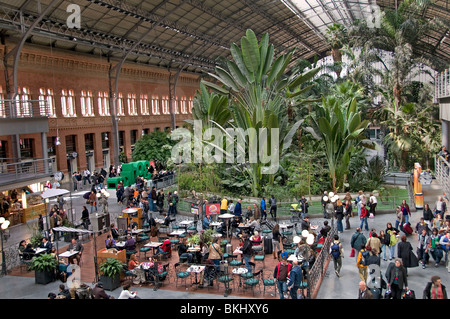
[
  {"left": 132, "top": 229, "right": 145, "bottom": 235},
  {"left": 218, "top": 213, "right": 235, "bottom": 240},
  {"left": 210, "top": 221, "right": 221, "bottom": 230},
  {"left": 59, "top": 250, "right": 79, "bottom": 259},
  {"left": 232, "top": 267, "right": 248, "bottom": 288},
  {"left": 186, "top": 265, "right": 205, "bottom": 288},
  {"left": 179, "top": 220, "right": 193, "bottom": 231},
  {"left": 170, "top": 230, "right": 186, "bottom": 236},
  {"left": 115, "top": 241, "right": 126, "bottom": 249},
  {"left": 34, "top": 248, "right": 47, "bottom": 255}
]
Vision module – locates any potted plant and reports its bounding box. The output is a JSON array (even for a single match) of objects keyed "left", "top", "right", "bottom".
[
  {"left": 99, "top": 258, "right": 123, "bottom": 291},
  {"left": 29, "top": 253, "right": 58, "bottom": 285},
  {"left": 30, "top": 232, "right": 43, "bottom": 248}
]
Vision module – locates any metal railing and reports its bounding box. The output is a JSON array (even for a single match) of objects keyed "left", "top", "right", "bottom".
[
  {"left": 435, "top": 155, "right": 450, "bottom": 196},
  {"left": 309, "top": 224, "right": 337, "bottom": 299},
  {"left": 0, "top": 158, "right": 56, "bottom": 186},
  {"left": 0, "top": 99, "right": 51, "bottom": 119}
]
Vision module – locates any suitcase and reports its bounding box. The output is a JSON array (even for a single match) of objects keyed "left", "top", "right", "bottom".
[
  {"left": 403, "top": 223, "right": 413, "bottom": 235},
  {"left": 264, "top": 236, "right": 273, "bottom": 254}
]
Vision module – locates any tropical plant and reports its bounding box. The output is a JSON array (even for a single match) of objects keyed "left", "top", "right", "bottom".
[
  {"left": 305, "top": 81, "right": 375, "bottom": 191},
  {"left": 99, "top": 258, "right": 123, "bottom": 277},
  {"left": 202, "top": 29, "right": 319, "bottom": 196},
  {"left": 29, "top": 253, "right": 58, "bottom": 272},
  {"left": 131, "top": 131, "right": 176, "bottom": 165},
  {"left": 325, "top": 23, "right": 347, "bottom": 79}
]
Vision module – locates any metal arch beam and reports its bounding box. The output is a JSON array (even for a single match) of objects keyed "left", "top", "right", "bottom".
[
  {"left": 108, "top": 0, "right": 181, "bottom": 166},
  {"left": 242, "top": 0, "right": 320, "bottom": 55},
  {"left": 3, "top": 0, "right": 59, "bottom": 100}
]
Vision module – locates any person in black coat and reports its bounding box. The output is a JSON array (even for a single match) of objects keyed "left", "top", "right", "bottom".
[
  {"left": 386, "top": 259, "right": 408, "bottom": 299},
  {"left": 81, "top": 206, "right": 90, "bottom": 230},
  {"left": 423, "top": 275, "right": 448, "bottom": 299},
  {"left": 397, "top": 235, "right": 419, "bottom": 274},
  {"left": 422, "top": 203, "right": 434, "bottom": 225}
]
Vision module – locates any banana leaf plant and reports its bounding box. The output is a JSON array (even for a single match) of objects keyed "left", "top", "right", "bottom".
[
  {"left": 305, "top": 84, "right": 375, "bottom": 192},
  {"left": 202, "top": 29, "right": 319, "bottom": 196}
]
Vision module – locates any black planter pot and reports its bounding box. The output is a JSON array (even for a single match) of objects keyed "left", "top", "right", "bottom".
[
  {"left": 100, "top": 274, "right": 121, "bottom": 291},
  {"left": 35, "top": 270, "right": 55, "bottom": 285}
]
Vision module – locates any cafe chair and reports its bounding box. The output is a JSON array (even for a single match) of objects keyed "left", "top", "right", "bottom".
[
  {"left": 139, "top": 246, "right": 151, "bottom": 259},
  {"left": 19, "top": 251, "right": 33, "bottom": 272},
  {"left": 262, "top": 270, "right": 276, "bottom": 296},
  {"left": 243, "top": 269, "right": 262, "bottom": 296},
  {"left": 174, "top": 262, "right": 191, "bottom": 288}
]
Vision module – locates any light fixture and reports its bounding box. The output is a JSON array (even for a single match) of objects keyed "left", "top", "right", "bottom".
[
  {"left": 55, "top": 137, "right": 61, "bottom": 146},
  {"left": 104, "top": 133, "right": 108, "bottom": 141},
  {"left": 0, "top": 217, "right": 10, "bottom": 275}
]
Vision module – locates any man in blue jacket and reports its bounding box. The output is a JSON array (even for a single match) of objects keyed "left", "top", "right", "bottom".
[
  {"left": 234, "top": 199, "right": 242, "bottom": 221},
  {"left": 260, "top": 197, "right": 267, "bottom": 221},
  {"left": 288, "top": 259, "right": 303, "bottom": 299}
]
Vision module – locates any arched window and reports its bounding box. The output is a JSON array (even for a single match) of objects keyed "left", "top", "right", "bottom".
[{"left": 80, "top": 90, "right": 94, "bottom": 117}]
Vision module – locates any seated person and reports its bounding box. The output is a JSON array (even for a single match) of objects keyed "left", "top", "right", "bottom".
[
  {"left": 155, "top": 239, "right": 172, "bottom": 258},
  {"left": 124, "top": 234, "right": 136, "bottom": 252},
  {"left": 250, "top": 230, "right": 262, "bottom": 244},
  {"left": 128, "top": 254, "right": 146, "bottom": 284},
  {"left": 40, "top": 237, "right": 52, "bottom": 253},
  {"left": 110, "top": 224, "right": 119, "bottom": 240},
  {"left": 22, "top": 243, "right": 35, "bottom": 260},
  {"left": 178, "top": 238, "right": 193, "bottom": 263},
  {"left": 245, "top": 206, "right": 253, "bottom": 219},
  {"left": 105, "top": 234, "right": 116, "bottom": 249},
  {"left": 202, "top": 215, "right": 211, "bottom": 230},
  {"left": 248, "top": 217, "right": 261, "bottom": 232},
  {"left": 67, "top": 238, "right": 84, "bottom": 265}
]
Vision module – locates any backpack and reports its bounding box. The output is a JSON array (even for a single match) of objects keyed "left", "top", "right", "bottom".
[
  {"left": 361, "top": 250, "right": 371, "bottom": 266},
  {"left": 330, "top": 242, "right": 341, "bottom": 259}
]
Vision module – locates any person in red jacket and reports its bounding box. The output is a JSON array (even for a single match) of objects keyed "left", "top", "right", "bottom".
[
  {"left": 273, "top": 252, "right": 292, "bottom": 299},
  {"left": 359, "top": 203, "right": 369, "bottom": 231}
]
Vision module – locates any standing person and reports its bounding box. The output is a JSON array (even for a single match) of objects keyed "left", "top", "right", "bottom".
[
  {"left": 369, "top": 192, "right": 377, "bottom": 217},
  {"left": 269, "top": 195, "right": 277, "bottom": 221},
  {"left": 395, "top": 206, "right": 404, "bottom": 230},
  {"left": 260, "top": 197, "right": 267, "bottom": 221},
  {"left": 379, "top": 230, "right": 388, "bottom": 261},
  {"left": 156, "top": 189, "right": 164, "bottom": 214},
  {"left": 350, "top": 228, "right": 367, "bottom": 258},
  {"left": 220, "top": 197, "right": 228, "bottom": 215},
  {"left": 172, "top": 191, "right": 179, "bottom": 216},
  {"left": 366, "top": 232, "right": 381, "bottom": 255},
  {"left": 423, "top": 276, "right": 448, "bottom": 299},
  {"left": 435, "top": 196, "right": 446, "bottom": 219},
  {"left": 252, "top": 203, "right": 260, "bottom": 221},
  {"left": 89, "top": 191, "right": 97, "bottom": 213},
  {"left": 150, "top": 187, "right": 157, "bottom": 214},
  {"left": 423, "top": 203, "right": 434, "bottom": 226},
  {"left": 417, "top": 228, "right": 431, "bottom": 269},
  {"left": 167, "top": 191, "right": 174, "bottom": 216},
  {"left": 288, "top": 259, "right": 303, "bottom": 299},
  {"left": 299, "top": 195, "right": 309, "bottom": 219},
  {"left": 439, "top": 230, "right": 450, "bottom": 270},
  {"left": 227, "top": 200, "right": 235, "bottom": 215},
  {"left": 241, "top": 234, "right": 253, "bottom": 273},
  {"left": 386, "top": 223, "right": 400, "bottom": 260},
  {"left": 81, "top": 206, "right": 90, "bottom": 230},
  {"left": 401, "top": 200, "right": 411, "bottom": 225},
  {"left": 72, "top": 172, "right": 79, "bottom": 191},
  {"left": 321, "top": 191, "right": 329, "bottom": 219},
  {"left": 234, "top": 199, "right": 242, "bottom": 220},
  {"left": 82, "top": 169, "right": 91, "bottom": 186},
  {"left": 356, "top": 245, "right": 369, "bottom": 282},
  {"left": 208, "top": 237, "right": 223, "bottom": 270},
  {"left": 397, "top": 235, "right": 419, "bottom": 275},
  {"left": 273, "top": 252, "right": 292, "bottom": 299},
  {"left": 359, "top": 203, "right": 369, "bottom": 231},
  {"left": 344, "top": 199, "right": 352, "bottom": 230},
  {"left": 335, "top": 200, "right": 344, "bottom": 233},
  {"left": 272, "top": 224, "right": 282, "bottom": 260},
  {"left": 358, "top": 281, "right": 374, "bottom": 299},
  {"left": 430, "top": 228, "right": 443, "bottom": 267},
  {"left": 330, "top": 234, "right": 343, "bottom": 277},
  {"left": 386, "top": 258, "right": 408, "bottom": 299}
]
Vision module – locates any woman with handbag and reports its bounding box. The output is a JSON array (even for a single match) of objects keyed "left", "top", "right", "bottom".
[
  {"left": 386, "top": 258, "right": 408, "bottom": 299},
  {"left": 386, "top": 223, "right": 400, "bottom": 260}
]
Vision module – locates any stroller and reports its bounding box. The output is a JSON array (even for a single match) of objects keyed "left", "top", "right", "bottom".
[{"left": 290, "top": 204, "right": 302, "bottom": 222}]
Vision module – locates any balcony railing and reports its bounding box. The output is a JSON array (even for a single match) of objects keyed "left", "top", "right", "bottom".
[
  {"left": 435, "top": 69, "right": 450, "bottom": 100},
  {"left": 0, "top": 157, "right": 56, "bottom": 186},
  {"left": 435, "top": 155, "right": 450, "bottom": 197},
  {"left": 0, "top": 99, "right": 50, "bottom": 119}
]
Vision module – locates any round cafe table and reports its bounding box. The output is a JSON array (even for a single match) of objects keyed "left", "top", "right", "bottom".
[{"left": 218, "top": 213, "right": 235, "bottom": 241}]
